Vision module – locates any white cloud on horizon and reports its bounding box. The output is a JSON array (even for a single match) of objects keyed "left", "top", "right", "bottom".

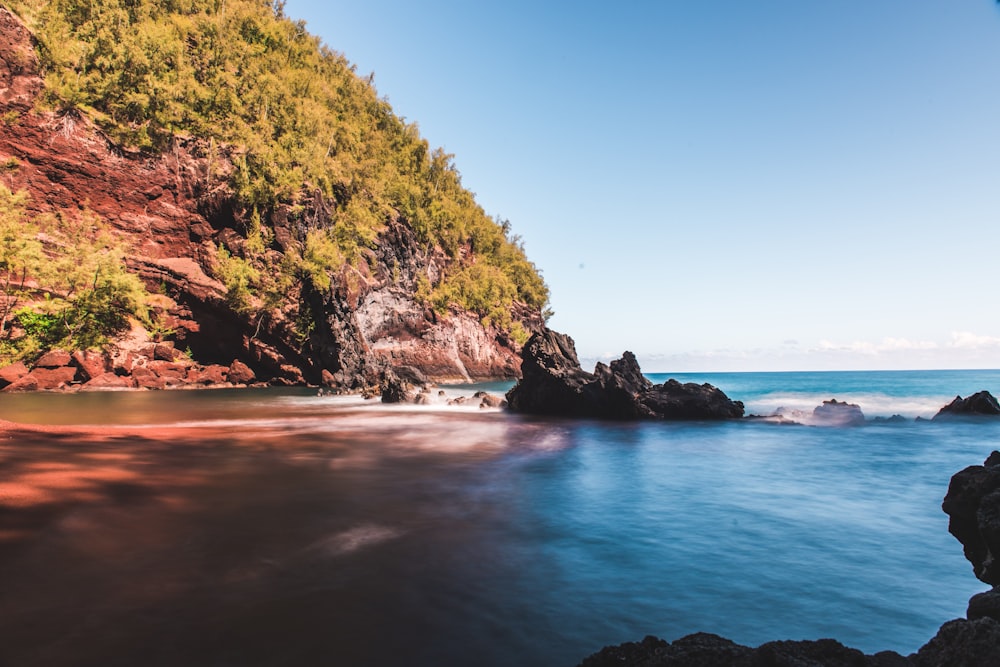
[
  {"left": 594, "top": 331, "right": 1000, "bottom": 373},
  {"left": 949, "top": 331, "right": 1000, "bottom": 349}
]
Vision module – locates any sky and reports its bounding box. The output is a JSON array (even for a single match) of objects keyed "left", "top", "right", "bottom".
[{"left": 282, "top": 0, "right": 1000, "bottom": 372}]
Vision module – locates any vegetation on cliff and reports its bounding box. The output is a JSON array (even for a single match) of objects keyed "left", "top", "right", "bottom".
[
  {"left": 2, "top": 0, "right": 548, "bottom": 350},
  {"left": 0, "top": 183, "right": 149, "bottom": 360}
]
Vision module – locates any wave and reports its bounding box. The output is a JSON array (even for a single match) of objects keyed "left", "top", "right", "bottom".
[{"left": 745, "top": 392, "right": 952, "bottom": 420}]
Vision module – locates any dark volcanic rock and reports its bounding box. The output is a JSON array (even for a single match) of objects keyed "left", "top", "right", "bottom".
[
  {"left": 941, "top": 451, "right": 1000, "bottom": 585},
  {"left": 505, "top": 328, "right": 743, "bottom": 420},
  {"left": 911, "top": 617, "right": 1000, "bottom": 666},
  {"left": 578, "top": 632, "right": 907, "bottom": 666},
  {"left": 934, "top": 391, "right": 1000, "bottom": 420},
  {"left": 380, "top": 370, "right": 414, "bottom": 404},
  {"left": 638, "top": 379, "right": 746, "bottom": 420},
  {"left": 966, "top": 586, "right": 1000, "bottom": 622}
]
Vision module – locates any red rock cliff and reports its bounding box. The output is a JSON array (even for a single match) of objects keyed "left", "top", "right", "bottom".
[{"left": 0, "top": 7, "right": 539, "bottom": 391}]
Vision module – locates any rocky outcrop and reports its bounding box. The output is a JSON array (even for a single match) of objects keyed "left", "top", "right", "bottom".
[
  {"left": 505, "top": 328, "right": 743, "bottom": 420},
  {"left": 941, "top": 451, "right": 1000, "bottom": 586},
  {"left": 0, "top": 7, "right": 537, "bottom": 392},
  {"left": 812, "top": 399, "right": 867, "bottom": 426},
  {"left": 933, "top": 391, "right": 1000, "bottom": 420}
]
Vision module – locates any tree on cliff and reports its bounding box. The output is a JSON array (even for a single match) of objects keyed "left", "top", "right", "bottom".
[
  {"left": 0, "top": 183, "right": 149, "bottom": 360},
  {"left": 5, "top": 0, "right": 549, "bottom": 342}
]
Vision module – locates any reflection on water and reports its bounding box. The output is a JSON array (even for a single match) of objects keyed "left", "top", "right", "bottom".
[{"left": 0, "top": 388, "right": 995, "bottom": 666}]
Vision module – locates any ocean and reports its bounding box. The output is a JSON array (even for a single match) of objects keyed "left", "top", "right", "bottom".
[{"left": 1, "top": 369, "right": 999, "bottom": 666}]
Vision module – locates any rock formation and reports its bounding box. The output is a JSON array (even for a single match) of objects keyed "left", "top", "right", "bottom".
[
  {"left": 812, "top": 399, "right": 867, "bottom": 426},
  {"left": 0, "top": 7, "right": 540, "bottom": 392},
  {"left": 505, "top": 328, "right": 744, "bottom": 420},
  {"left": 933, "top": 391, "right": 1000, "bottom": 420},
  {"left": 576, "top": 453, "right": 1000, "bottom": 665}
]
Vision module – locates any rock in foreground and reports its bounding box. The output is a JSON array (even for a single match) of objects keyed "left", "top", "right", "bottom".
[
  {"left": 579, "top": 632, "right": 911, "bottom": 666},
  {"left": 505, "top": 328, "right": 743, "bottom": 420},
  {"left": 579, "top": 622, "right": 1000, "bottom": 666}
]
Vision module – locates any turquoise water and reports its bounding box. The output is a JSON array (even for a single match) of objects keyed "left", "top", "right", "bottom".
[{"left": 0, "top": 370, "right": 998, "bottom": 665}]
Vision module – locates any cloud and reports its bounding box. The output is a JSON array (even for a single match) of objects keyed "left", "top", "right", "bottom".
[
  {"left": 815, "top": 337, "right": 937, "bottom": 355},
  {"left": 948, "top": 331, "right": 1000, "bottom": 349}
]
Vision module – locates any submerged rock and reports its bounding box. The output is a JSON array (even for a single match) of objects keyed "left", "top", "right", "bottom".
[
  {"left": 933, "top": 391, "right": 1000, "bottom": 419},
  {"left": 505, "top": 328, "right": 743, "bottom": 420}
]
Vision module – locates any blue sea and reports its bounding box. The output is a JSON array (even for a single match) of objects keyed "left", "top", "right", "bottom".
[{"left": 1, "top": 369, "right": 999, "bottom": 666}]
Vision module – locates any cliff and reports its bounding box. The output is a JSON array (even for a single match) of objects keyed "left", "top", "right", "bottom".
[{"left": 0, "top": 4, "right": 545, "bottom": 391}]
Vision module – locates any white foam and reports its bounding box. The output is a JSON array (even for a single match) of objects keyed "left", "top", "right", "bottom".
[
  {"left": 306, "top": 524, "right": 401, "bottom": 557},
  {"left": 747, "top": 392, "right": 952, "bottom": 421}
]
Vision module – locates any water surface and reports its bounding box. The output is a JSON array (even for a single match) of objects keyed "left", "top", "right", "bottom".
[{"left": 0, "top": 372, "right": 997, "bottom": 666}]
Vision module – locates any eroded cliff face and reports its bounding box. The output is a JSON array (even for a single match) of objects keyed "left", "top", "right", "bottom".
[{"left": 0, "top": 8, "right": 537, "bottom": 391}]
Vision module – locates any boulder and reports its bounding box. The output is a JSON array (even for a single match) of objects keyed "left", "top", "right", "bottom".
[
  {"left": 132, "top": 366, "right": 167, "bottom": 390},
  {"left": 70, "top": 350, "right": 111, "bottom": 382},
  {"left": 2, "top": 373, "right": 37, "bottom": 392},
  {"left": 967, "top": 587, "right": 1000, "bottom": 622},
  {"left": 34, "top": 349, "right": 72, "bottom": 368},
  {"left": 506, "top": 328, "right": 743, "bottom": 420},
  {"left": 7, "top": 366, "right": 78, "bottom": 391},
  {"left": 934, "top": 391, "right": 1000, "bottom": 420},
  {"left": 381, "top": 371, "right": 413, "bottom": 404},
  {"left": 475, "top": 391, "right": 506, "bottom": 408},
  {"left": 227, "top": 359, "right": 256, "bottom": 385},
  {"left": 142, "top": 342, "right": 182, "bottom": 362},
  {"left": 0, "top": 360, "right": 29, "bottom": 388},
  {"left": 81, "top": 372, "right": 135, "bottom": 391},
  {"left": 186, "top": 364, "right": 227, "bottom": 385},
  {"left": 146, "top": 360, "right": 188, "bottom": 385},
  {"left": 812, "top": 399, "right": 866, "bottom": 426}
]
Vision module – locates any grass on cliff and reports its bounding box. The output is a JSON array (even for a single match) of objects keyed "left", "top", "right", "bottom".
[
  {"left": 6, "top": 0, "right": 550, "bottom": 334},
  {"left": 0, "top": 183, "right": 150, "bottom": 363}
]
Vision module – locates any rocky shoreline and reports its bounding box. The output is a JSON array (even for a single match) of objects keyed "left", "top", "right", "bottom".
[
  {"left": 578, "top": 451, "right": 1000, "bottom": 666},
  {"left": 0, "top": 341, "right": 259, "bottom": 393},
  {"left": 5, "top": 327, "right": 1000, "bottom": 430}
]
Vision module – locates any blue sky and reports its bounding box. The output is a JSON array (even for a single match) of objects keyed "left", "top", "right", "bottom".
[{"left": 283, "top": 1, "right": 1000, "bottom": 371}]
